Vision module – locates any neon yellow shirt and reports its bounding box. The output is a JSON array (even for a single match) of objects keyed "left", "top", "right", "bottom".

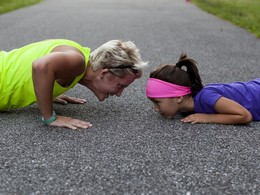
[{"left": 0, "top": 39, "right": 90, "bottom": 111}]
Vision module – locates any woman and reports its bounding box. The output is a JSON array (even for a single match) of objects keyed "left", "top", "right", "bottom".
[{"left": 0, "top": 39, "right": 148, "bottom": 129}]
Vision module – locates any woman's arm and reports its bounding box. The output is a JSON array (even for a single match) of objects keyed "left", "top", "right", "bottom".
[
  {"left": 181, "top": 97, "right": 253, "bottom": 125},
  {"left": 32, "top": 51, "right": 92, "bottom": 129}
]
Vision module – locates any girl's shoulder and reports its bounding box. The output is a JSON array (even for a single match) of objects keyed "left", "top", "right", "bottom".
[
  {"left": 194, "top": 87, "right": 222, "bottom": 113},
  {"left": 195, "top": 87, "right": 222, "bottom": 103}
]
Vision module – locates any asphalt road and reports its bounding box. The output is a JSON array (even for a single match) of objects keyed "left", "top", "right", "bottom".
[{"left": 0, "top": 0, "right": 259, "bottom": 194}]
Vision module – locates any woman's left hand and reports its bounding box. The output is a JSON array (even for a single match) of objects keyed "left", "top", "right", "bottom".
[{"left": 53, "top": 94, "right": 87, "bottom": 105}]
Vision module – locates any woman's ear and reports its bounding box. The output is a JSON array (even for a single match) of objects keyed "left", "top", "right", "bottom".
[{"left": 99, "top": 68, "right": 109, "bottom": 79}]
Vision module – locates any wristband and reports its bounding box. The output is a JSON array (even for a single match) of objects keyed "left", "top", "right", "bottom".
[{"left": 42, "top": 111, "right": 57, "bottom": 125}]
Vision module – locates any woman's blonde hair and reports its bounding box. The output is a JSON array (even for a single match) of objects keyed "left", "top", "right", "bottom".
[{"left": 89, "top": 40, "right": 148, "bottom": 78}]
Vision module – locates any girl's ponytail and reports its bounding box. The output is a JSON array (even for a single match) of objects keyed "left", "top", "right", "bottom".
[
  {"left": 150, "top": 53, "right": 203, "bottom": 97},
  {"left": 175, "top": 53, "right": 203, "bottom": 96}
]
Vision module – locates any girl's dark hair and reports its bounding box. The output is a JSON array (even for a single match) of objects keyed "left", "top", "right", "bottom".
[{"left": 150, "top": 53, "right": 203, "bottom": 97}]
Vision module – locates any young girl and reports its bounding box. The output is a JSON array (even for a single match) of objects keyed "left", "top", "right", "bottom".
[{"left": 146, "top": 53, "right": 260, "bottom": 125}]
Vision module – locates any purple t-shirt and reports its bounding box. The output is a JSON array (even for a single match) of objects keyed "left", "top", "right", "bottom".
[{"left": 194, "top": 78, "right": 260, "bottom": 120}]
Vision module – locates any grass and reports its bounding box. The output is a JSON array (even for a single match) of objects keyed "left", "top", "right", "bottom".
[
  {"left": 0, "top": 0, "right": 42, "bottom": 15},
  {"left": 191, "top": 0, "right": 260, "bottom": 38}
]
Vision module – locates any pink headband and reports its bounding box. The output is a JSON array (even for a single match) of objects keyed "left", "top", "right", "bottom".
[{"left": 146, "top": 78, "right": 191, "bottom": 98}]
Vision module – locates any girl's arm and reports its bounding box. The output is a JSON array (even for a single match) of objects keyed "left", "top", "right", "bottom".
[
  {"left": 181, "top": 97, "right": 253, "bottom": 125},
  {"left": 32, "top": 51, "right": 92, "bottom": 129}
]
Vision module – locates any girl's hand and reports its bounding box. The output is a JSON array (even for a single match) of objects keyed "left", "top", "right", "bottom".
[
  {"left": 49, "top": 115, "right": 92, "bottom": 130},
  {"left": 181, "top": 97, "right": 253, "bottom": 125},
  {"left": 53, "top": 94, "right": 87, "bottom": 105},
  {"left": 181, "top": 114, "right": 211, "bottom": 124}
]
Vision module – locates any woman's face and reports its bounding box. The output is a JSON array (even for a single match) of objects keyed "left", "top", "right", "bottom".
[
  {"left": 149, "top": 97, "right": 180, "bottom": 119},
  {"left": 94, "top": 71, "right": 136, "bottom": 101}
]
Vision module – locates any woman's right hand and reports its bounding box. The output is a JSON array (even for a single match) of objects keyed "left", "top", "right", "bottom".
[{"left": 48, "top": 115, "right": 93, "bottom": 130}]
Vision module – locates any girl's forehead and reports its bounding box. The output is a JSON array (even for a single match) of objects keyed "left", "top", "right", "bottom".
[{"left": 150, "top": 98, "right": 164, "bottom": 102}]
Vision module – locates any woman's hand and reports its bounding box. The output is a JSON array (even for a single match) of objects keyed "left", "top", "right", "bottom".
[
  {"left": 53, "top": 94, "right": 86, "bottom": 105},
  {"left": 48, "top": 115, "right": 92, "bottom": 130}
]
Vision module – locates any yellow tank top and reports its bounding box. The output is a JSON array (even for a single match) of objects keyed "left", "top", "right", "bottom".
[{"left": 0, "top": 39, "right": 90, "bottom": 111}]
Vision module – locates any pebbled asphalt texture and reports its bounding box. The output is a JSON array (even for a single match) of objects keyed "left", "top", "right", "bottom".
[{"left": 0, "top": 0, "right": 259, "bottom": 194}]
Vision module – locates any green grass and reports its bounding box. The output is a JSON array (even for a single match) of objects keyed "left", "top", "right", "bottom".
[
  {"left": 0, "top": 0, "right": 42, "bottom": 15},
  {"left": 192, "top": 0, "right": 260, "bottom": 38}
]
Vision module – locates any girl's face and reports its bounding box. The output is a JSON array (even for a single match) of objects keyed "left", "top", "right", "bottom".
[{"left": 149, "top": 98, "right": 180, "bottom": 119}]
